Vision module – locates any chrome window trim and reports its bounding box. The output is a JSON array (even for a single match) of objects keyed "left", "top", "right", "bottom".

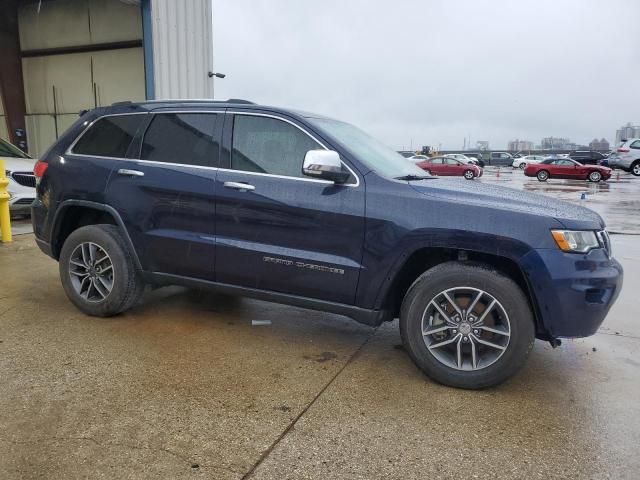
[
  {"left": 227, "top": 111, "right": 360, "bottom": 187},
  {"left": 65, "top": 110, "right": 361, "bottom": 187}
]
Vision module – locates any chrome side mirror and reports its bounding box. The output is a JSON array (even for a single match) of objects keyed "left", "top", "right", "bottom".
[{"left": 302, "top": 150, "right": 350, "bottom": 184}]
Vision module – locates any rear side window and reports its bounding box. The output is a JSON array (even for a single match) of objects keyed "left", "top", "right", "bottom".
[
  {"left": 141, "top": 113, "right": 218, "bottom": 167},
  {"left": 231, "top": 115, "right": 320, "bottom": 178},
  {"left": 72, "top": 115, "right": 145, "bottom": 158},
  {"left": 630, "top": 140, "right": 640, "bottom": 149}
]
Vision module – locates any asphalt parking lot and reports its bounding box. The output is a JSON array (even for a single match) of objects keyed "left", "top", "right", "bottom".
[{"left": 1, "top": 170, "right": 639, "bottom": 479}]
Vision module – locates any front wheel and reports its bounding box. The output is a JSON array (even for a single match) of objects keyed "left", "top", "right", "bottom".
[
  {"left": 537, "top": 170, "right": 549, "bottom": 182},
  {"left": 400, "top": 262, "right": 535, "bottom": 389},
  {"left": 588, "top": 171, "right": 602, "bottom": 182},
  {"left": 59, "top": 224, "right": 145, "bottom": 317},
  {"left": 463, "top": 170, "right": 475, "bottom": 180}
]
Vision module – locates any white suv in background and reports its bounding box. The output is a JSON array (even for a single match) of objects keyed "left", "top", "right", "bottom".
[
  {"left": 512, "top": 155, "right": 547, "bottom": 169},
  {"left": 0, "top": 138, "right": 36, "bottom": 215},
  {"left": 444, "top": 153, "right": 480, "bottom": 164},
  {"left": 608, "top": 139, "right": 640, "bottom": 176}
]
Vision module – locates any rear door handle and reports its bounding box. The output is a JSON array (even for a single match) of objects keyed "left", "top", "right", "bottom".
[
  {"left": 223, "top": 181, "right": 255, "bottom": 191},
  {"left": 117, "top": 169, "right": 144, "bottom": 177}
]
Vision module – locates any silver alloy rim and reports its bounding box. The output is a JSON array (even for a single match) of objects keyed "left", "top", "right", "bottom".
[
  {"left": 68, "top": 242, "right": 114, "bottom": 302},
  {"left": 590, "top": 172, "right": 601, "bottom": 181},
  {"left": 633, "top": 164, "right": 640, "bottom": 176},
  {"left": 538, "top": 171, "right": 548, "bottom": 180},
  {"left": 464, "top": 170, "right": 474, "bottom": 179},
  {"left": 421, "top": 287, "right": 511, "bottom": 371}
]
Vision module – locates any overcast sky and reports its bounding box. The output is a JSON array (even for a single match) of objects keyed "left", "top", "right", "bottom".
[{"left": 212, "top": 0, "right": 639, "bottom": 150}]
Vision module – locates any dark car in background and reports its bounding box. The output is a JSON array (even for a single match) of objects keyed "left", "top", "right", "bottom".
[
  {"left": 488, "top": 151, "right": 514, "bottom": 166},
  {"left": 568, "top": 150, "right": 606, "bottom": 165},
  {"left": 31, "top": 99, "right": 622, "bottom": 389}
]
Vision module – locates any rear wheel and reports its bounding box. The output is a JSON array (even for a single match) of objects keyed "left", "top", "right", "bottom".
[
  {"left": 59, "top": 224, "right": 145, "bottom": 316},
  {"left": 631, "top": 161, "right": 640, "bottom": 177},
  {"left": 537, "top": 170, "right": 549, "bottom": 182},
  {"left": 400, "top": 262, "right": 535, "bottom": 389},
  {"left": 464, "top": 170, "right": 475, "bottom": 180},
  {"left": 519, "top": 163, "right": 526, "bottom": 170},
  {"left": 588, "top": 170, "right": 602, "bottom": 182}
]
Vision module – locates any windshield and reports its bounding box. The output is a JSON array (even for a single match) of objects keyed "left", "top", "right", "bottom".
[
  {"left": 308, "top": 117, "right": 428, "bottom": 179},
  {"left": 0, "top": 138, "right": 30, "bottom": 159}
]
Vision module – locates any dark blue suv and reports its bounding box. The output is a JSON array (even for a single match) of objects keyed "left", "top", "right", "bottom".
[{"left": 32, "top": 100, "right": 623, "bottom": 389}]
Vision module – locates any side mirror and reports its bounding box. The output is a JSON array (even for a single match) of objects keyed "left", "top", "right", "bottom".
[{"left": 302, "top": 150, "right": 350, "bottom": 184}]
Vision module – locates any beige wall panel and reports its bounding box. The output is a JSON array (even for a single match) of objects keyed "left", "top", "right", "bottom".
[
  {"left": 19, "top": 0, "right": 91, "bottom": 51},
  {"left": 25, "top": 115, "right": 57, "bottom": 157},
  {"left": 88, "top": 0, "right": 142, "bottom": 43},
  {"left": 57, "top": 114, "right": 81, "bottom": 137},
  {"left": 0, "top": 117, "right": 8, "bottom": 142},
  {"left": 92, "top": 48, "right": 145, "bottom": 106},
  {"left": 23, "top": 53, "right": 93, "bottom": 115}
]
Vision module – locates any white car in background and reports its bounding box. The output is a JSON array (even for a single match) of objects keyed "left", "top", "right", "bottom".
[
  {"left": 512, "top": 155, "right": 547, "bottom": 169},
  {"left": 407, "top": 154, "right": 429, "bottom": 163},
  {"left": 0, "top": 138, "right": 36, "bottom": 215},
  {"left": 444, "top": 153, "right": 480, "bottom": 165}
]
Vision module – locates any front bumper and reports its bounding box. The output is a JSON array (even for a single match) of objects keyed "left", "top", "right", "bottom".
[{"left": 522, "top": 247, "right": 623, "bottom": 338}]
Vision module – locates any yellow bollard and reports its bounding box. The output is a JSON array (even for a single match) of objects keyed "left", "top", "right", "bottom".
[{"left": 0, "top": 159, "right": 12, "bottom": 243}]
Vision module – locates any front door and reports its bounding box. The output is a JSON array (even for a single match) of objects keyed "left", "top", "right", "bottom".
[
  {"left": 214, "top": 112, "right": 365, "bottom": 305},
  {"left": 104, "top": 110, "right": 221, "bottom": 280}
]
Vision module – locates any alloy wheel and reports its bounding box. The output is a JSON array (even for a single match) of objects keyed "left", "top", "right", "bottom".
[
  {"left": 633, "top": 163, "right": 640, "bottom": 176},
  {"left": 68, "top": 242, "right": 114, "bottom": 302},
  {"left": 464, "top": 170, "right": 474, "bottom": 180},
  {"left": 537, "top": 171, "right": 548, "bottom": 181},
  {"left": 421, "top": 287, "right": 511, "bottom": 370},
  {"left": 589, "top": 171, "right": 601, "bottom": 182}
]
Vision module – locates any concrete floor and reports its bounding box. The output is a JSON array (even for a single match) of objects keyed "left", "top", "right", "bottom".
[{"left": 1, "top": 171, "right": 639, "bottom": 479}]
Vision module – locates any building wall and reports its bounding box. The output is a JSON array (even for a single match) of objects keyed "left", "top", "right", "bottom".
[
  {"left": 2, "top": 0, "right": 146, "bottom": 155},
  {"left": 150, "top": 0, "right": 213, "bottom": 99}
]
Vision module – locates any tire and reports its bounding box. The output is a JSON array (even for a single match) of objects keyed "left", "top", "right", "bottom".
[
  {"left": 463, "top": 170, "right": 475, "bottom": 180},
  {"left": 399, "top": 262, "right": 535, "bottom": 389},
  {"left": 631, "top": 161, "right": 640, "bottom": 177},
  {"left": 537, "top": 170, "right": 549, "bottom": 182},
  {"left": 519, "top": 163, "right": 526, "bottom": 170},
  {"left": 588, "top": 170, "right": 602, "bottom": 182},
  {"left": 59, "top": 224, "right": 145, "bottom": 317}
]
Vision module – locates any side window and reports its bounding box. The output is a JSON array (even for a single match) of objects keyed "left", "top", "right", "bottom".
[
  {"left": 72, "top": 114, "right": 145, "bottom": 157},
  {"left": 141, "top": 113, "right": 218, "bottom": 167},
  {"left": 445, "top": 158, "right": 459, "bottom": 165},
  {"left": 231, "top": 115, "right": 321, "bottom": 178},
  {"left": 630, "top": 140, "right": 640, "bottom": 149},
  {"left": 430, "top": 158, "right": 443, "bottom": 164}
]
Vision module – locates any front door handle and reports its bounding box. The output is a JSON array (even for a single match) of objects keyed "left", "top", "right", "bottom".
[
  {"left": 223, "top": 181, "right": 255, "bottom": 191},
  {"left": 118, "top": 169, "right": 144, "bottom": 177}
]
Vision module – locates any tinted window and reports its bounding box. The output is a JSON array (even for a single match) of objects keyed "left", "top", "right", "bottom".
[
  {"left": 141, "top": 113, "right": 218, "bottom": 167},
  {"left": 629, "top": 140, "right": 640, "bottom": 149},
  {"left": 73, "top": 115, "right": 144, "bottom": 157},
  {"left": 231, "top": 115, "right": 321, "bottom": 178},
  {"left": 445, "top": 158, "right": 460, "bottom": 165},
  {"left": 430, "top": 158, "right": 443, "bottom": 164}
]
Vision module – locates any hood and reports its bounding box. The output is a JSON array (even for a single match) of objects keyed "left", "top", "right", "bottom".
[
  {"left": 1, "top": 156, "right": 36, "bottom": 173},
  {"left": 410, "top": 178, "right": 604, "bottom": 230}
]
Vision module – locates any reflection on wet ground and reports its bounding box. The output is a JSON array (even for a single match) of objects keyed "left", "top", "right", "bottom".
[{"left": 480, "top": 167, "right": 640, "bottom": 234}]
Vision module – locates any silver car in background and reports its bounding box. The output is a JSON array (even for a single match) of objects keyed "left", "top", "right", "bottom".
[{"left": 608, "top": 139, "right": 640, "bottom": 176}]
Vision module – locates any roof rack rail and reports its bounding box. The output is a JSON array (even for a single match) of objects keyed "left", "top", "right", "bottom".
[{"left": 111, "top": 98, "right": 256, "bottom": 106}]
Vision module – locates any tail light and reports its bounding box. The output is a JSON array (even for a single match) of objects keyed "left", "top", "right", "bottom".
[
  {"left": 33, "top": 160, "right": 48, "bottom": 184},
  {"left": 617, "top": 148, "right": 629, "bottom": 153}
]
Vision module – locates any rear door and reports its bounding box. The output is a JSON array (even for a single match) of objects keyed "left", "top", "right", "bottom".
[
  {"left": 214, "top": 111, "right": 365, "bottom": 304},
  {"left": 103, "top": 109, "right": 222, "bottom": 280}
]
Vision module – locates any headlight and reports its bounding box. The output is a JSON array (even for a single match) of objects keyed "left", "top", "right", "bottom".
[{"left": 551, "top": 230, "right": 600, "bottom": 253}]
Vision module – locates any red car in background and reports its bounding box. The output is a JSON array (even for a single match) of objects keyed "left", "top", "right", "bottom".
[
  {"left": 524, "top": 158, "right": 611, "bottom": 182},
  {"left": 416, "top": 156, "right": 482, "bottom": 179}
]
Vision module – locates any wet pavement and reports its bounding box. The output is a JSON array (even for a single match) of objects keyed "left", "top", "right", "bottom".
[{"left": 1, "top": 172, "right": 639, "bottom": 479}]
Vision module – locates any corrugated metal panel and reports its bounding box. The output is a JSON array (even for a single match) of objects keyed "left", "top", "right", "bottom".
[{"left": 150, "top": 0, "right": 213, "bottom": 99}]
